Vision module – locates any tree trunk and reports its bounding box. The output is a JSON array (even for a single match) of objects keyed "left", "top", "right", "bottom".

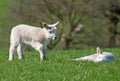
[{"left": 107, "top": 14, "right": 119, "bottom": 47}]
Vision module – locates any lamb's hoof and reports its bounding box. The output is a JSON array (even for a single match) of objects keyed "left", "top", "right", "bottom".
[
  {"left": 18, "top": 57, "right": 24, "bottom": 60},
  {"left": 8, "top": 58, "right": 13, "bottom": 61}
]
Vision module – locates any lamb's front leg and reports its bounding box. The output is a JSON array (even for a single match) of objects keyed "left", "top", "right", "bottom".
[
  {"left": 31, "top": 42, "right": 46, "bottom": 61},
  {"left": 39, "top": 48, "right": 46, "bottom": 61}
]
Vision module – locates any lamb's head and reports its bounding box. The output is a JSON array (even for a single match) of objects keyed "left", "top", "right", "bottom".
[
  {"left": 94, "top": 54, "right": 105, "bottom": 62},
  {"left": 94, "top": 47, "right": 104, "bottom": 62},
  {"left": 42, "top": 22, "right": 59, "bottom": 40}
]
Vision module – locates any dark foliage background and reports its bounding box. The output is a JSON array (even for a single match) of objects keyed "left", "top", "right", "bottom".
[{"left": 0, "top": 0, "right": 120, "bottom": 50}]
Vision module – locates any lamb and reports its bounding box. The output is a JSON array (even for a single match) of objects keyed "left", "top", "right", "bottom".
[
  {"left": 71, "top": 47, "right": 114, "bottom": 62},
  {"left": 9, "top": 22, "right": 59, "bottom": 61}
]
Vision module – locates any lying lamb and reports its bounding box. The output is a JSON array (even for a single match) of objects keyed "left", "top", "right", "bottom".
[
  {"left": 9, "top": 22, "right": 59, "bottom": 61},
  {"left": 71, "top": 47, "right": 114, "bottom": 62}
]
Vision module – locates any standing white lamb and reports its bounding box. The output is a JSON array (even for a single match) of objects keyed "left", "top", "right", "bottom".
[
  {"left": 9, "top": 22, "right": 59, "bottom": 61},
  {"left": 71, "top": 47, "right": 114, "bottom": 62}
]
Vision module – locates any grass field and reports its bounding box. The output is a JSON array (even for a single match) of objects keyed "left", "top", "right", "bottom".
[{"left": 0, "top": 48, "right": 119, "bottom": 81}]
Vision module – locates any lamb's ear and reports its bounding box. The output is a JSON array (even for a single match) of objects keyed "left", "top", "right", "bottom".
[
  {"left": 54, "top": 21, "right": 59, "bottom": 26},
  {"left": 96, "top": 47, "right": 102, "bottom": 54},
  {"left": 42, "top": 22, "right": 48, "bottom": 28}
]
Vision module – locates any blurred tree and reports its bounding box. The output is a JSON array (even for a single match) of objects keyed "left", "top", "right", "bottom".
[{"left": 82, "top": 0, "right": 120, "bottom": 47}]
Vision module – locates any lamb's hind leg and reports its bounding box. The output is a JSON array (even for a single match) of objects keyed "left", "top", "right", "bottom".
[
  {"left": 71, "top": 56, "right": 92, "bottom": 61},
  {"left": 17, "top": 44, "right": 24, "bottom": 60},
  {"left": 76, "top": 56, "right": 91, "bottom": 61},
  {"left": 9, "top": 43, "right": 18, "bottom": 61}
]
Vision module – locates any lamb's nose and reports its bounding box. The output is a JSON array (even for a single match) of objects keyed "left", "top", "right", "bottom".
[{"left": 55, "top": 37, "right": 57, "bottom": 40}]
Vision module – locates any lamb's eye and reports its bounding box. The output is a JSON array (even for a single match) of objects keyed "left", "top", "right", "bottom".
[
  {"left": 47, "top": 27, "right": 52, "bottom": 30},
  {"left": 49, "top": 31, "right": 52, "bottom": 33}
]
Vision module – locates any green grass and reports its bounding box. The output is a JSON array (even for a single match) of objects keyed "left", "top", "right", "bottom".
[{"left": 0, "top": 48, "right": 119, "bottom": 81}]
